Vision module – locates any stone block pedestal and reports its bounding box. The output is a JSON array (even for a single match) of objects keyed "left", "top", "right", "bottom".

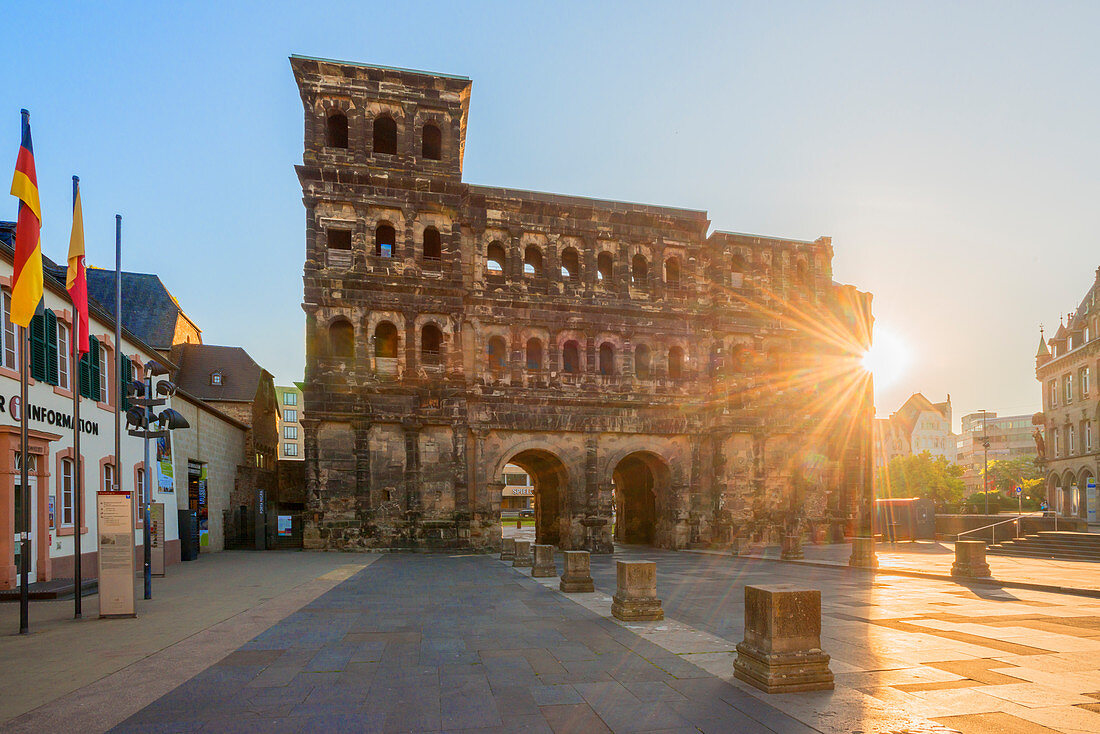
[
  {"left": 531, "top": 544, "right": 557, "bottom": 577},
  {"left": 781, "top": 533, "right": 803, "bottom": 560},
  {"left": 512, "top": 540, "right": 532, "bottom": 568},
  {"left": 500, "top": 537, "right": 516, "bottom": 561},
  {"left": 734, "top": 585, "right": 833, "bottom": 693},
  {"left": 848, "top": 536, "right": 878, "bottom": 568},
  {"left": 951, "top": 540, "right": 991, "bottom": 578},
  {"left": 733, "top": 537, "right": 752, "bottom": 557},
  {"left": 560, "top": 551, "right": 594, "bottom": 592},
  {"left": 611, "top": 561, "right": 663, "bottom": 621}
]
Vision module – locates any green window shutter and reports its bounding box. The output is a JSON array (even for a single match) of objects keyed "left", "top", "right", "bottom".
[
  {"left": 29, "top": 314, "right": 46, "bottom": 382},
  {"left": 121, "top": 356, "right": 133, "bottom": 410},
  {"left": 81, "top": 336, "right": 99, "bottom": 400},
  {"left": 45, "top": 310, "right": 58, "bottom": 386},
  {"left": 78, "top": 349, "right": 91, "bottom": 399}
]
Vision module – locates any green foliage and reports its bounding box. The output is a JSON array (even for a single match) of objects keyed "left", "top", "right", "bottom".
[
  {"left": 985, "top": 456, "right": 1043, "bottom": 494},
  {"left": 877, "top": 452, "right": 966, "bottom": 508}
]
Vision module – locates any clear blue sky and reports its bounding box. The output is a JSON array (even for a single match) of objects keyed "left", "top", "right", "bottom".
[{"left": 5, "top": 2, "right": 1099, "bottom": 430}]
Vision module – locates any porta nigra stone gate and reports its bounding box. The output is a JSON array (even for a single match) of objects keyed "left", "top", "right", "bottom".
[{"left": 292, "top": 55, "right": 875, "bottom": 553}]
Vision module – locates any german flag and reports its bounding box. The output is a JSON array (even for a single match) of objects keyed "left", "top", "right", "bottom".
[{"left": 10, "top": 109, "right": 43, "bottom": 327}]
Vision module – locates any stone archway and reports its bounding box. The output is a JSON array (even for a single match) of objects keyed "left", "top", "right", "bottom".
[
  {"left": 503, "top": 449, "right": 570, "bottom": 548},
  {"left": 612, "top": 451, "right": 672, "bottom": 547}
]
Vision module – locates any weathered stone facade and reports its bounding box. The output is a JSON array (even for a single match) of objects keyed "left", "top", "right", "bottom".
[{"left": 292, "top": 55, "right": 874, "bottom": 553}]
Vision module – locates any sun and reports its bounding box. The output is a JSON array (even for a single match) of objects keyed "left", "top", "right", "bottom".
[{"left": 861, "top": 326, "right": 911, "bottom": 389}]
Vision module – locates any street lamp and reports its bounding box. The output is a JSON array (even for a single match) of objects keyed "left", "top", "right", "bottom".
[
  {"left": 981, "top": 410, "right": 991, "bottom": 515},
  {"left": 127, "top": 360, "right": 189, "bottom": 600}
]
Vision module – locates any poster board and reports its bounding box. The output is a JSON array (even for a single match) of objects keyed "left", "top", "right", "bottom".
[
  {"left": 96, "top": 492, "right": 136, "bottom": 618},
  {"left": 156, "top": 435, "right": 174, "bottom": 491},
  {"left": 150, "top": 502, "right": 166, "bottom": 576},
  {"left": 1088, "top": 479, "right": 1097, "bottom": 523},
  {"left": 277, "top": 515, "right": 292, "bottom": 537}
]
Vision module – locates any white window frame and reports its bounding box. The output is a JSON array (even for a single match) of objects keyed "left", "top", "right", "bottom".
[
  {"left": 61, "top": 458, "right": 74, "bottom": 526},
  {"left": 283, "top": 442, "right": 299, "bottom": 457},
  {"left": 103, "top": 462, "right": 115, "bottom": 492},
  {"left": 284, "top": 409, "right": 297, "bottom": 423},
  {"left": 1049, "top": 379, "right": 1058, "bottom": 408},
  {"left": 284, "top": 425, "right": 298, "bottom": 440},
  {"left": 57, "top": 321, "right": 70, "bottom": 390},
  {"left": 1082, "top": 367, "right": 1090, "bottom": 397},
  {"left": 1088, "top": 421, "right": 1094, "bottom": 453},
  {"left": 283, "top": 391, "right": 297, "bottom": 406},
  {"left": 1064, "top": 374, "right": 1074, "bottom": 404},
  {"left": 2, "top": 292, "right": 17, "bottom": 371},
  {"left": 98, "top": 346, "right": 110, "bottom": 403},
  {"left": 1069, "top": 425, "right": 1076, "bottom": 455}
]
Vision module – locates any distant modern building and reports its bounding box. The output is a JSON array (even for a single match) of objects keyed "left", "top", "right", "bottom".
[
  {"left": 1036, "top": 268, "right": 1100, "bottom": 520},
  {"left": 276, "top": 384, "right": 304, "bottom": 461},
  {"left": 955, "top": 412, "right": 1038, "bottom": 494},
  {"left": 500, "top": 463, "right": 532, "bottom": 513},
  {"left": 874, "top": 393, "right": 956, "bottom": 473}
]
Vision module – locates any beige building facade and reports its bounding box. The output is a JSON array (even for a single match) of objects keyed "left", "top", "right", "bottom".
[
  {"left": 276, "top": 384, "right": 303, "bottom": 461},
  {"left": 1036, "top": 269, "right": 1100, "bottom": 521}
]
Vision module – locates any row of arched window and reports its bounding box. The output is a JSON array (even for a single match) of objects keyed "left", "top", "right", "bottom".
[
  {"left": 488, "top": 241, "right": 683, "bottom": 289},
  {"left": 328, "top": 224, "right": 442, "bottom": 263},
  {"left": 324, "top": 111, "right": 443, "bottom": 160},
  {"left": 325, "top": 320, "right": 689, "bottom": 379}
]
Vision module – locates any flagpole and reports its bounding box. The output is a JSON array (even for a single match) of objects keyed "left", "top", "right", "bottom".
[
  {"left": 72, "top": 175, "right": 83, "bottom": 619},
  {"left": 17, "top": 107, "right": 32, "bottom": 636},
  {"left": 114, "top": 215, "right": 121, "bottom": 498},
  {"left": 18, "top": 318, "right": 29, "bottom": 634}
]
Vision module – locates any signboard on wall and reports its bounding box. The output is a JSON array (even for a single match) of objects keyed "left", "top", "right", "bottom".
[
  {"left": 277, "top": 515, "right": 292, "bottom": 537},
  {"left": 1088, "top": 479, "right": 1097, "bottom": 523},
  {"left": 156, "top": 435, "right": 174, "bottom": 491},
  {"left": 150, "top": 502, "right": 166, "bottom": 576},
  {"left": 96, "top": 492, "right": 135, "bottom": 618}
]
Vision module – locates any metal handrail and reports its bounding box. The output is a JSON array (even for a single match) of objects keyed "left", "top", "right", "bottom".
[{"left": 956, "top": 512, "right": 1045, "bottom": 544}]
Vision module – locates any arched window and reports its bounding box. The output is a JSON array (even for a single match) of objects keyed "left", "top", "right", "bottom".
[
  {"left": 524, "top": 246, "right": 543, "bottom": 277},
  {"left": 423, "top": 227, "right": 441, "bottom": 267},
  {"left": 668, "top": 346, "right": 684, "bottom": 379},
  {"left": 632, "top": 255, "right": 648, "bottom": 286},
  {"left": 326, "top": 112, "right": 348, "bottom": 148},
  {"left": 487, "top": 241, "right": 506, "bottom": 275},
  {"left": 599, "top": 343, "right": 615, "bottom": 375},
  {"left": 795, "top": 260, "right": 811, "bottom": 290},
  {"left": 562, "top": 340, "right": 580, "bottom": 373},
  {"left": 597, "top": 252, "right": 614, "bottom": 283},
  {"left": 373, "top": 115, "right": 397, "bottom": 155},
  {"left": 330, "top": 319, "right": 354, "bottom": 358},
  {"left": 422, "top": 123, "right": 442, "bottom": 160},
  {"left": 375, "top": 224, "right": 396, "bottom": 258},
  {"left": 730, "top": 254, "right": 747, "bottom": 288},
  {"left": 488, "top": 336, "right": 507, "bottom": 372},
  {"left": 421, "top": 324, "right": 442, "bottom": 364},
  {"left": 665, "top": 258, "right": 681, "bottom": 289},
  {"left": 526, "top": 338, "right": 543, "bottom": 370},
  {"left": 374, "top": 322, "right": 398, "bottom": 358},
  {"left": 561, "top": 248, "right": 580, "bottom": 282},
  {"left": 634, "top": 344, "right": 651, "bottom": 379}
]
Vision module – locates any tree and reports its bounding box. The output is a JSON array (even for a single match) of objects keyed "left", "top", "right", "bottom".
[
  {"left": 985, "top": 456, "right": 1042, "bottom": 495},
  {"left": 876, "top": 451, "right": 966, "bottom": 507}
]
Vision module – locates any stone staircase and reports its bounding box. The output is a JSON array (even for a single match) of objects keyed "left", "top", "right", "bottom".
[{"left": 987, "top": 531, "right": 1100, "bottom": 562}]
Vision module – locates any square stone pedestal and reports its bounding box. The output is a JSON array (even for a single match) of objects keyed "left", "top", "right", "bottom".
[
  {"left": 560, "top": 551, "right": 594, "bottom": 592},
  {"left": 531, "top": 544, "right": 557, "bottom": 577},
  {"left": 781, "top": 533, "right": 803, "bottom": 560},
  {"left": 951, "top": 540, "right": 991, "bottom": 578},
  {"left": 611, "top": 561, "right": 663, "bottom": 621},
  {"left": 848, "top": 536, "right": 878, "bottom": 568},
  {"left": 734, "top": 585, "right": 833, "bottom": 693},
  {"left": 500, "top": 537, "right": 516, "bottom": 562},
  {"left": 733, "top": 537, "right": 752, "bottom": 557},
  {"left": 512, "top": 540, "right": 532, "bottom": 568}
]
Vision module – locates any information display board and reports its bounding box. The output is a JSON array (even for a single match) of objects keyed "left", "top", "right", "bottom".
[
  {"left": 96, "top": 492, "right": 135, "bottom": 618},
  {"left": 277, "top": 515, "right": 292, "bottom": 537},
  {"left": 1088, "top": 479, "right": 1097, "bottom": 523},
  {"left": 150, "top": 502, "right": 166, "bottom": 576}
]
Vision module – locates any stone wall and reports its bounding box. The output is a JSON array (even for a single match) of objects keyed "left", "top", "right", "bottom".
[
  {"left": 292, "top": 56, "right": 874, "bottom": 553},
  {"left": 170, "top": 394, "right": 248, "bottom": 551}
]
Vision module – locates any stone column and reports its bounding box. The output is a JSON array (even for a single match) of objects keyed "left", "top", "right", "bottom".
[
  {"left": 531, "top": 544, "right": 557, "bottom": 577},
  {"left": 560, "top": 551, "right": 594, "bottom": 592},
  {"left": 611, "top": 560, "right": 664, "bottom": 621},
  {"left": 513, "top": 540, "right": 532, "bottom": 568},
  {"left": 951, "top": 540, "right": 991, "bottom": 578},
  {"left": 734, "top": 585, "right": 833, "bottom": 693},
  {"left": 848, "top": 536, "right": 877, "bottom": 568},
  {"left": 402, "top": 422, "right": 421, "bottom": 514},
  {"left": 500, "top": 537, "right": 516, "bottom": 561},
  {"left": 781, "top": 532, "right": 804, "bottom": 560}
]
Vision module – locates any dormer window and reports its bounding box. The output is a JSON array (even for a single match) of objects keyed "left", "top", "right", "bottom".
[{"left": 211, "top": 371, "right": 222, "bottom": 386}]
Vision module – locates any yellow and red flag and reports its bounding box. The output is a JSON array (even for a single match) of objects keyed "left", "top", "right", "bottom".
[
  {"left": 67, "top": 178, "right": 88, "bottom": 356},
  {"left": 9, "top": 110, "right": 43, "bottom": 327}
]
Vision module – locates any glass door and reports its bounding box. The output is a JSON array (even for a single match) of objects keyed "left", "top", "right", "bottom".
[{"left": 13, "top": 474, "right": 37, "bottom": 584}]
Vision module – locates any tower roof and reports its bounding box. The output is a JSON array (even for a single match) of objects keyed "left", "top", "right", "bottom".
[{"left": 1036, "top": 332, "right": 1051, "bottom": 358}]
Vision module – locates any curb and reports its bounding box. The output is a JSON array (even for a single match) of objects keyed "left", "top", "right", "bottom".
[{"left": 680, "top": 548, "right": 1100, "bottom": 600}]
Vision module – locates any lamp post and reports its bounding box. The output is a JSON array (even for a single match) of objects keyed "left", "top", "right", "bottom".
[
  {"left": 981, "top": 410, "right": 991, "bottom": 515},
  {"left": 126, "top": 361, "right": 189, "bottom": 600}
]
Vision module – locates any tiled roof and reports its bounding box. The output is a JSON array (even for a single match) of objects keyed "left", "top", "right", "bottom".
[
  {"left": 173, "top": 343, "right": 266, "bottom": 402},
  {"left": 86, "top": 268, "right": 195, "bottom": 350}
]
